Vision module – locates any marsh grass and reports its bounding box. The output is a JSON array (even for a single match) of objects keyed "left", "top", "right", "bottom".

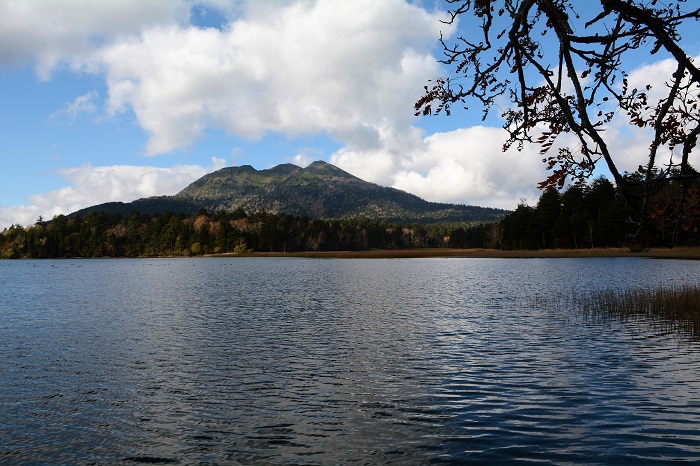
[
  {"left": 577, "top": 285, "right": 700, "bottom": 338},
  {"left": 526, "top": 285, "right": 700, "bottom": 340}
]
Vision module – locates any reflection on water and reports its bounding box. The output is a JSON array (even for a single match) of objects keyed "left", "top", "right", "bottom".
[{"left": 1, "top": 257, "right": 699, "bottom": 464}]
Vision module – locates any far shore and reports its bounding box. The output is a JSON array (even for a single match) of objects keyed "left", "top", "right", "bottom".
[{"left": 206, "top": 247, "right": 700, "bottom": 260}]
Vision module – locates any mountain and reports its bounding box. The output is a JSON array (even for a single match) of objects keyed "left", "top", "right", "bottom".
[{"left": 70, "top": 161, "right": 507, "bottom": 223}]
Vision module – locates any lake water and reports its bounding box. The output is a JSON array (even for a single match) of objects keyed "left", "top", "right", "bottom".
[{"left": 1, "top": 257, "right": 699, "bottom": 464}]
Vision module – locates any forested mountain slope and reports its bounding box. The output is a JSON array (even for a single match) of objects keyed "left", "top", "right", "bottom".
[{"left": 71, "top": 161, "right": 506, "bottom": 224}]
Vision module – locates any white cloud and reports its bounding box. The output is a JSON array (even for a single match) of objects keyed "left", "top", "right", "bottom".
[
  {"left": 607, "top": 55, "right": 700, "bottom": 173},
  {"left": 290, "top": 147, "right": 326, "bottom": 168},
  {"left": 330, "top": 120, "right": 425, "bottom": 185},
  {"left": 79, "top": 0, "right": 447, "bottom": 155},
  {"left": 625, "top": 56, "right": 697, "bottom": 104},
  {"left": 291, "top": 154, "right": 314, "bottom": 168},
  {"left": 48, "top": 91, "right": 99, "bottom": 123},
  {"left": 333, "top": 126, "right": 547, "bottom": 210},
  {"left": 0, "top": 157, "right": 226, "bottom": 228},
  {"left": 0, "top": 0, "right": 189, "bottom": 79}
]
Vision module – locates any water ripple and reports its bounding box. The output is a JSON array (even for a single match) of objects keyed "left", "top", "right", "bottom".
[{"left": 0, "top": 257, "right": 699, "bottom": 464}]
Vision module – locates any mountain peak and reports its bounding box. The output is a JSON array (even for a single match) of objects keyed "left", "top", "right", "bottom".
[
  {"left": 69, "top": 160, "right": 507, "bottom": 223},
  {"left": 304, "top": 160, "right": 357, "bottom": 179}
]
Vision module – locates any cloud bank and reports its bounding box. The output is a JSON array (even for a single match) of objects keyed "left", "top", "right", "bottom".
[
  {"left": 0, "top": 0, "right": 189, "bottom": 79},
  {"left": 84, "top": 0, "right": 446, "bottom": 155}
]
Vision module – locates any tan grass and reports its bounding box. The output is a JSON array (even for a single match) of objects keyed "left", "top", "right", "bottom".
[
  {"left": 578, "top": 285, "right": 700, "bottom": 338},
  {"left": 209, "top": 247, "right": 700, "bottom": 259}
]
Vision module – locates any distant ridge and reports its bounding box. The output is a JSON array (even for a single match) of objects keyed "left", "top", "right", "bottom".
[{"left": 70, "top": 161, "right": 507, "bottom": 223}]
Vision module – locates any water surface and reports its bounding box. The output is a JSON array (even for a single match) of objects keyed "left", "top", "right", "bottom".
[{"left": 1, "top": 257, "right": 699, "bottom": 464}]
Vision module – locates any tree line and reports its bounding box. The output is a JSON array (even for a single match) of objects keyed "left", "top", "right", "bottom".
[
  {"left": 0, "top": 208, "right": 480, "bottom": 258},
  {"left": 500, "top": 175, "right": 698, "bottom": 250},
  {"left": 1, "top": 177, "right": 697, "bottom": 259}
]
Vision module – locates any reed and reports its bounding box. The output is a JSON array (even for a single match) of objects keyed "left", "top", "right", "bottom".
[{"left": 577, "top": 285, "right": 700, "bottom": 338}]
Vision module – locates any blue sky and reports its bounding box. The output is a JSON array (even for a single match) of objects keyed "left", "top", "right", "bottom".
[{"left": 1, "top": 0, "right": 698, "bottom": 229}]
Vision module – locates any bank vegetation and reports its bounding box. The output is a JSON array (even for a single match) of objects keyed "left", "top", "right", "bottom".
[{"left": 2, "top": 176, "right": 698, "bottom": 259}]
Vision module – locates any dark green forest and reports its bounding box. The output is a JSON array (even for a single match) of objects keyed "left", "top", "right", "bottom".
[
  {"left": 500, "top": 174, "right": 698, "bottom": 249},
  {"left": 2, "top": 176, "right": 698, "bottom": 258}
]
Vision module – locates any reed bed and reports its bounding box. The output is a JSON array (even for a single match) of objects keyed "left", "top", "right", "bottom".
[
  {"left": 578, "top": 285, "right": 700, "bottom": 338},
  {"left": 525, "top": 284, "right": 700, "bottom": 339}
]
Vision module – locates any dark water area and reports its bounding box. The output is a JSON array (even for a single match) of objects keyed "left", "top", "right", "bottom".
[{"left": 1, "top": 257, "right": 699, "bottom": 464}]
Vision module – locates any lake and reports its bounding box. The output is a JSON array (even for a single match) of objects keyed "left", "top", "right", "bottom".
[{"left": 1, "top": 257, "right": 699, "bottom": 464}]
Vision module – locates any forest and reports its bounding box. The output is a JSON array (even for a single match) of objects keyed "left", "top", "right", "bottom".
[{"left": 1, "top": 176, "right": 698, "bottom": 259}]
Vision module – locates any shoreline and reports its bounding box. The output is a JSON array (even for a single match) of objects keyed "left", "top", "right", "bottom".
[
  {"left": 206, "top": 247, "right": 700, "bottom": 260},
  {"left": 5, "top": 247, "right": 698, "bottom": 260}
]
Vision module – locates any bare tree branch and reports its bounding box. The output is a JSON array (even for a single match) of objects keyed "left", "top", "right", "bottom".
[{"left": 416, "top": 0, "right": 700, "bottom": 246}]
